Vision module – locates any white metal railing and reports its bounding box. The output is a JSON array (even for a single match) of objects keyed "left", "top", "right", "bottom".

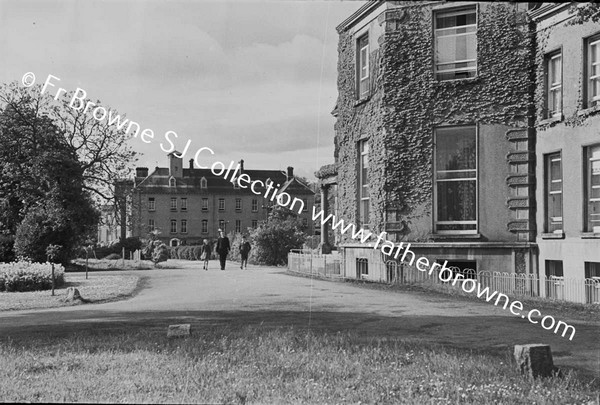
[{"left": 288, "top": 252, "right": 600, "bottom": 304}]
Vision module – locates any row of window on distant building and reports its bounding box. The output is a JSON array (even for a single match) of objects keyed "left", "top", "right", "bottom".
[
  {"left": 148, "top": 197, "right": 309, "bottom": 213},
  {"left": 358, "top": 130, "right": 600, "bottom": 235},
  {"left": 147, "top": 217, "right": 309, "bottom": 235},
  {"left": 356, "top": 6, "right": 599, "bottom": 106}
]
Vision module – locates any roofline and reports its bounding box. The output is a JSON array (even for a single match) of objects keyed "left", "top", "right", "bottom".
[
  {"left": 336, "top": 0, "right": 382, "bottom": 33},
  {"left": 528, "top": 3, "right": 571, "bottom": 22}
]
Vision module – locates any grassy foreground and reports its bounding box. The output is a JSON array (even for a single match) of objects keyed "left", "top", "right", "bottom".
[{"left": 0, "top": 326, "right": 596, "bottom": 404}]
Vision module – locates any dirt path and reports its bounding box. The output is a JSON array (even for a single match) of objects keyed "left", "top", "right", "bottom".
[{"left": 0, "top": 260, "right": 598, "bottom": 377}]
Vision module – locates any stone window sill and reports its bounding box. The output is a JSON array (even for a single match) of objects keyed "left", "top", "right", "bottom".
[
  {"left": 538, "top": 114, "right": 563, "bottom": 126},
  {"left": 577, "top": 104, "right": 600, "bottom": 117},
  {"left": 354, "top": 96, "right": 371, "bottom": 107},
  {"left": 434, "top": 76, "right": 480, "bottom": 85},
  {"left": 429, "top": 233, "right": 482, "bottom": 240},
  {"left": 541, "top": 232, "right": 564, "bottom": 239},
  {"left": 581, "top": 232, "right": 600, "bottom": 239}
]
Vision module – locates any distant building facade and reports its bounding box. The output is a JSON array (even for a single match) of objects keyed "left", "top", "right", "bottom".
[
  {"left": 96, "top": 204, "right": 119, "bottom": 246},
  {"left": 330, "top": 2, "right": 538, "bottom": 277},
  {"left": 130, "top": 153, "right": 315, "bottom": 246},
  {"left": 530, "top": 3, "right": 600, "bottom": 302}
]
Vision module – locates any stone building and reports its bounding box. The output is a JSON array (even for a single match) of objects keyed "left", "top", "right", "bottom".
[
  {"left": 327, "top": 1, "right": 538, "bottom": 279},
  {"left": 530, "top": 3, "right": 600, "bottom": 302},
  {"left": 130, "top": 153, "right": 315, "bottom": 246}
]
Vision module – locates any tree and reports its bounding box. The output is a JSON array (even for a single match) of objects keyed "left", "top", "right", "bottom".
[
  {"left": 568, "top": 3, "right": 600, "bottom": 25},
  {"left": 249, "top": 206, "right": 306, "bottom": 266},
  {"left": 0, "top": 97, "right": 99, "bottom": 263}
]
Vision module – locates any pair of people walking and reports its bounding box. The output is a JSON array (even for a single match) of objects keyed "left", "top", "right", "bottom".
[{"left": 202, "top": 230, "right": 250, "bottom": 270}]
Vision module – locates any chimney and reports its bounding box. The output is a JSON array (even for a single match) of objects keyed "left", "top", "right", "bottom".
[
  {"left": 239, "top": 159, "right": 244, "bottom": 172},
  {"left": 286, "top": 166, "right": 294, "bottom": 181},
  {"left": 189, "top": 159, "right": 194, "bottom": 169},
  {"left": 136, "top": 167, "right": 149, "bottom": 178}
]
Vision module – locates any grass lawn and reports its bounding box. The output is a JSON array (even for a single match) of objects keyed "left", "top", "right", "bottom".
[
  {"left": 0, "top": 273, "right": 140, "bottom": 311},
  {"left": 0, "top": 326, "right": 596, "bottom": 404}
]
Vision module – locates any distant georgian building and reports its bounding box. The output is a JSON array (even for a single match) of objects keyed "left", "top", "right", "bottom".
[
  {"left": 129, "top": 153, "right": 315, "bottom": 246},
  {"left": 530, "top": 3, "right": 600, "bottom": 302}
]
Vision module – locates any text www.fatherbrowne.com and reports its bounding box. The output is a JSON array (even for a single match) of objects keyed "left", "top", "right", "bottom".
[{"left": 312, "top": 207, "right": 577, "bottom": 341}]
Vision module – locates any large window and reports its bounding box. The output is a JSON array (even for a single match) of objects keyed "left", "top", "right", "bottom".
[
  {"left": 219, "top": 198, "right": 225, "bottom": 211},
  {"left": 201, "top": 220, "right": 208, "bottom": 234},
  {"left": 545, "top": 51, "right": 562, "bottom": 118},
  {"left": 148, "top": 197, "right": 155, "bottom": 211},
  {"left": 359, "top": 140, "right": 370, "bottom": 227},
  {"left": 586, "top": 34, "right": 600, "bottom": 108},
  {"left": 434, "top": 7, "right": 477, "bottom": 81},
  {"left": 585, "top": 145, "right": 600, "bottom": 233},
  {"left": 219, "top": 219, "right": 226, "bottom": 231},
  {"left": 170, "top": 219, "right": 177, "bottom": 234},
  {"left": 252, "top": 220, "right": 258, "bottom": 228},
  {"left": 170, "top": 197, "right": 177, "bottom": 211},
  {"left": 357, "top": 33, "right": 369, "bottom": 98},
  {"left": 252, "top": 199, "right": 258, "bottom": 212},
  {"left": 235, "top": 198, "right": 242, "bottom": 211},
  {"left": 181, "top": 220, "right": 187, "bottom": 234},
  {"left": 434, "top": 126, "right": 477, "bottom": 233},
  {"left": 181, "top": 198, "right": 187, "bottom": 211},
  {"left": 545, "top": 152, "right": 563, "bottom": 233},
  {"left": 148, "top": 219, "right": 155, "bottom": 232},
  {"left": 202, "top": 198, "right": 209, "bottom": 212},
  {"left": 235, "top": 220, "right": 241, "bottom": 233}
]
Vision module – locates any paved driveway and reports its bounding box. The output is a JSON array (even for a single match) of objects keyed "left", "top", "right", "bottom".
[{"left": 0, "top": 261, "right": 598, "bottom": 377}]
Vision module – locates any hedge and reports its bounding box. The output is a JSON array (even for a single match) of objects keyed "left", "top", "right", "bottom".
[{"left": 0, "top": 261, "right": 65, "bottom": 292}]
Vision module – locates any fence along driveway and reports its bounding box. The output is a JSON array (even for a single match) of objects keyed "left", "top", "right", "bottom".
[{"left": 288, "top": 251, "right": 600, "bottom": 305}]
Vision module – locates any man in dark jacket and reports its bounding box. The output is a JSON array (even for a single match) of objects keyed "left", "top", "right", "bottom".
[{"left": 215, "top": 229, "right": 230, "bottom": 270}]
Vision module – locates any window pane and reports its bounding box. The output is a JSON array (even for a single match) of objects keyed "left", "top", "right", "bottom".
[
  {"left": 435, "top": 127, "right": 476, "bottom": 172},
  {"left": 546, "top": 153, "right": 562, "bottom": 232},
  {"left": 437, "top": 180, "right": 477, "bottom": 222}
]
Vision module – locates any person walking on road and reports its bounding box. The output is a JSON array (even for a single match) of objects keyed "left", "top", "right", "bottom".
[
  {"left": 239, "top": 235, "right": 251, "bottom": 269},
  {"left": 201, "top": 239, "right": 212, "bottom": 270},
  {"left": 215, "top": 229, "right": 230, "bottom": 270}
]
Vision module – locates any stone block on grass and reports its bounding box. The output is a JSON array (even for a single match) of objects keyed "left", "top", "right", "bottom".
[
  {"left": 514, "top": 344, "right": 555, "bottom": 378},
  {"left": 167, "top": 324, "right": 191, "bottom": 338}
]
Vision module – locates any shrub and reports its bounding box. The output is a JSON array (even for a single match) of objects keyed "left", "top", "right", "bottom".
[
  {"left": 192, "top": 246, "right": 202, "bottom": 260},
  {"left": 249, "top": 207, "right": 306, "bottom": 265},
  {"left": 0, "top": 235, "right": 15, "bottom": 263},
  {"left": 0, "top": 261, "right": 65, "bottom": 292}
]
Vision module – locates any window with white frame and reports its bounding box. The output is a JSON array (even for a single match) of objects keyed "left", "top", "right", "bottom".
[
  {"left": 434, "top": 7, "right": 477, "bottom": 81},
  {"left": 586, "top": 34, "right": 600, "bottom": 108},
  {"left": 359, "top": 139, "right": 370, "bottom": 227},
  {"left": 169, "top": 177, "right": 176, "bottom": 187},
  {"left": 181, "top": 220, "right": 187, "bottom": 234},
  {"left": 545, "top": 152, "right": 562, "bottom": 233},
  {"left": 252, "top": 199, "right": 258, "bottom": 212},
  {"left": 545, "top": 51, "right": 562, "bottom": 118},
  {"left": 170, "top": 219, "right": 177, "bottom": 233},
  {"left": 148, "top": 197, "right": 155, "bottom": 211},
  {"left": 201, "top": 220, "right": 208, "bottom": 234},
  {"left": 218, "top": 198, "right": 225, "bottom": 211},
  {"left": 181, "top": 198, "right": 187, "bottom": 211},
  {"left": 200, "top": 177, "right": 207, "bottom": 189},
  {"left": 235, "top": 220, "right": 241, "bottom": 233},
  {"left": 170, "top": 197, "right": 177, "bottom": 211},
  {"left": 148, "top": 219, "right": 155, "bottom": 232},
  {"left": 235, "top": 198, "right": 242, "bottom": 211},
  {"left": 219, "top": 219, "right": 226, "bottom": 231},
  {"left": 202, "top": 198, "right": 208, "bottom": 211},
  {"left": 357, "top": 33, "right": 369, "bottom": 98},
  {"left": 434, "top": 126, "right": 477, "bottom": 233},
  {"left": 585, "top": 144, "right": 600, "bottom": 233}
]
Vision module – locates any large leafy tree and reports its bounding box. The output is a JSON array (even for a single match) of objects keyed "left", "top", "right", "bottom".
[
  {"left": 0, "top": 96, "right": 99, "bottom": 263},
  {"left": 249, "top": 206, "right": 306, "bottom": 266}
]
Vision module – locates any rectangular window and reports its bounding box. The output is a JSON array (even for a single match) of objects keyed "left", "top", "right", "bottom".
[
  {"left": 545, "top": 51, "right": 562, "bottom": 118},
  {"left": 585, "top": 262, "right": 600, "bottom": 304},
  {"left": 586, "top": 34, "right": 600, "bottom": 108},
  {"left": 202, "top": 198, "right": 209, "bottom": 212},
  {"left": 545, "top": 152, "right": 563, "bottom": 233},
  {"left": 356, "top": 258, "right": 368, "bottom": 278},
  {"left": 219, "top": 219, "right": 226, "bottom": 231},
  {"left": 357, "top": 33, "right": 369, "bottom": 98},
  {"left": 235, "top": 198, "right": 242, "bottom": 211},
  {"left": 235, "top": 220, "right": 241, "bottom": 233},
  {"left": 170, "top": 219, "right": 177, "bottom": 233},
  {"left": 252, "top": 199, "right": 258, "bottom": 212},
  {"left": 545, "top": 260, "right": 564, "bottom": 299},
  {"left": 181, "top": 220, "right": 187, "bottom": 234},
  {"left": 359, "top": 140, "right": 370, "bottom": 227},
  {"left": 434, "top": 7, "right": 477, "bottom": 81},
  {"left": 302, "top": 198, "right": 308, "bottom": 212},
  {"left": 436, "top": 260, "right": 477, "bottom": 280},
  {"left": 170, "top": 197, "right": 177, "bottom": 211},
  {"left": 252, "top": 220, "right": 258, "bottom": 228},
  {"left": 201, "top": 220, "right": 208, "bottom": 234},
  {"left": 148, "top": 197, "right": 155, "bottom": 211},
  {"left": 302, "top": 218, "right": 308, "bottom": 228},
  {"left": 181, "top": 198, "right": 187, "bottom": 211},
  {"left": 585, "top": 145, "right": 600, "bottom": 232},
  {"left": 219, "top": 198, "right": 225, "bottom": 211},
  {"left": 148, "top": 219, "right": 155, "bottom": 232},
  {"left": 434, "top": 126, "right": 477, "bottom": 233}
]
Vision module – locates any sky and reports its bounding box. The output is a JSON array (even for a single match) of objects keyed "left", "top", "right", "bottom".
[{"left": 0, "top": 0, "right": 366, "bottom": 181}]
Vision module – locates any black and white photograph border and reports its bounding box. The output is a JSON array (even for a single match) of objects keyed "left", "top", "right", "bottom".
[{"left": 0, "top": 1, "right": 599, "bottom": 404}]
